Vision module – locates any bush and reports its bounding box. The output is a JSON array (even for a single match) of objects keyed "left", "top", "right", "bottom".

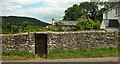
[
  {"left": 29, "top": 29, "right": 36, "bottom": 32},
  {"left": 38, "top": 29, "right": 47, "bottom": 31},
  {"left": 93, "top": 21, "right": 101, "bottom": 29},
  {"left": 66, "top": 27, "right": 77, "bottom": 31},
  {"left": 76, "top": 18, "right": 95, "bottom": 30},
  {"left": 2, "top": 29, "right": 10, "bottom": 34},
  {"left": 48, "top": 25, "right": 56, "bottom": 31},
  {"left": 23, "top": 30, "right": 29, "bottom": 32}
]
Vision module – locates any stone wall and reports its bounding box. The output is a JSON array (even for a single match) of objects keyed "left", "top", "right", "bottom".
[
  {"left": 1, "top": 32, "right": 35, "bottom": 53},
  {"left": 1, "top": 30, "right": 119, "bottom": 53},
  {"left": 47, "top": 31, "right": 119, "bottom": 51}
]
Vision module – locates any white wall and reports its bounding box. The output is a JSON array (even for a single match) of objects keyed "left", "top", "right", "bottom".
[{"left": 103, "top": 8, "right": 118, "bottom": 20}]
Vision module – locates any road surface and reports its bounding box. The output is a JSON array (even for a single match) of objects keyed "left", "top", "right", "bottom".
[{"left": 2, "top": 57, "right": 119, "bottom": 62}]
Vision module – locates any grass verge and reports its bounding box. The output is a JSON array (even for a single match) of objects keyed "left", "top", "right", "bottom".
[
  {"left": 2, "top": 47, "right": 118, "bottom": 60},
  {"left": 47, "top": 47, "right": 118, "bottom": 59},
  {"left": 2, "top": 51, "right": 39, "bottom": 60}
]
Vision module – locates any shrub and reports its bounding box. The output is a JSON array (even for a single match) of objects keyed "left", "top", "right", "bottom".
[
  {"left": 48, "top": 25, "right": 56, "bottom": 31},
  {"left": 23, "top": 30, "right": 29, "bottom": 32},
  {"left": 76, "top": 18, "right": 95, "bottom": 30},
  {"left": 38, "top": 29, "right": 47, "bottom": 31},
  {"left": 93, "top": 21, "right": 101, "bottom": 29},
  {"left": 29, "top": 29, "right": 36, "bottom": 32},
  {"left": 66, "top": 27, "right": 77, "bottom": 31}
]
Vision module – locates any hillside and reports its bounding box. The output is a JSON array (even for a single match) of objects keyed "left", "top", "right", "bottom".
[{"left": 2, "top": 16, "right": 50, "bottom": 27}]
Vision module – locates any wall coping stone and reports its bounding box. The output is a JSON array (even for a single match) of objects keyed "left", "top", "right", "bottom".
[{"left": 0, "top": 30, "right": 119, "bottom": 36}]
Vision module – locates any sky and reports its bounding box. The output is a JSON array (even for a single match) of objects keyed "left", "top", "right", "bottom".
[{"left": 0, "top": 0, "right": 91, "bottom": 24}]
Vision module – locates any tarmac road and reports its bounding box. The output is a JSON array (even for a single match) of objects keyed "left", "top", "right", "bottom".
[{"left": 2, "top": 57, "right": 119, "bottom": 62}]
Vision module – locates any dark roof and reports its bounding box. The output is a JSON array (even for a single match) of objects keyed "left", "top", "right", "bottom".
[
  {"left": 55, "top": 20, "right": 78, "bottom": 26},
  {"left": 61, "top": 21, "right": 78, "bottom": 26}
]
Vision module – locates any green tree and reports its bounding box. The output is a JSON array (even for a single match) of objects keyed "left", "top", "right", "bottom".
[
  {"left": 21, "top": 21, "right": 34, "bottom": 27},
  {"left": 5, "top": 23, "right": 11, "bottom": 32},
  {"left": 79, "top": 2, "right": 99, "bottom": 21},
  {"left": 21, "top": 21, "right": 34, "bottom": 31},
  {"left": 76, "top": 18, "right": 95, "bottom": 30},
  {"left": 99, "top": 2, "right": 116, "bottom": 9},
  {"left": 2, "top": 22, "right": 12, "bottom": 34},
  {"left": 26, "top": 25, "right": 35, "bottom": 29},
  {"left": 63, "top": 4, "right": 84, "bottom": 21},
  {"left": 63, "top": 2, "right": 116, "bottom": 22},
  {"left": 11, "top": 25, "right": 19, "bottom": 33},
  {"left": 97, "top": 2, "right": 116, "bottom": 21}
]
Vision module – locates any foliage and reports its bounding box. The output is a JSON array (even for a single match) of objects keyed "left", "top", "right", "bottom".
[
  {"left": 2, "top": 16, "right": 50, "bottom": 27},
  {"left": 54, "top": 21, "right": 64, "bottom": 31},
  {"left": 21, "top": 21, "right": 34, "bottom": 27},
  {"left": 47, "top": 47, "right": 118, "bottom": 59},
  {"left": 63, "top": 2, "right": 116, "bottom": 22},
  {"left": 29, "top": 29, "right": 36, "bottom": 32},
  {"left": 99, "top": 2, "right": 116, "bottom": 9},
  {"left": 66, "top": 27, "right": 77, "bottom": 31},
  {"left": 11, "top": 25, "right": 19, "bottom": 33},
  {"left": 2, "top": 16, "right": 50, "bottom": 34},
  {"left": 21, "top": 21, "right": 35, "bottom": 31},
  {"left": 79, "top": 2, "right": 99, "bottom": 21},
  {"left": 37, "top": 29, "right": 47, "bottom": 32},
  {"left": 76, "top": 18, "right": 95, "bottom": 30},
  {"left": 48, "top": 25, "right": 56, "bottom": 31},
  {"left": 93, "top": 21, "right": 101, "bottom": 29},
  {"left": 2, "top": 51, "right": 38, "bottom": 60},
  {"left": 63, "top": 4, "right": 84, "bottom": 21},
  {"left": 2, "top": 21, "right": 48, "bottom": 34}
]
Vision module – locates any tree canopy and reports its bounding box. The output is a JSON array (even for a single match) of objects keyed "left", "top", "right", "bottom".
[
  {"left": 63, "top": 2, "right": 116, "bottom": 21},
  {"left": 63, "top": 4, "right": 84, "bottom": 21}
]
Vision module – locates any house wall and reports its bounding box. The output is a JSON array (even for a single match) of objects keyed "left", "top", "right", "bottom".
[
  {"left": 101, "top": 4, "right": 120, "bottom": 30},
  {"left": 118, "top": 16, "right": 120, "bottom": 21},
  {"left": 1, "top": 31, "right": 119, "bottom": 53},
  {"left": 103, "top": 9, "right": 118, "bottom": 20}
]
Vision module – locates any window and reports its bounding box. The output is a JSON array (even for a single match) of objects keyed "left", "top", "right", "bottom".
[
  {"left": 106, "top": 12, "right": 108, "bottom": 19},
  {"left": 115, "top": 4, "right": 120, "bottom": 16},
  {"left": 118, "top": 5, "right": 120, "bottom": 15},
  {"left": 115, "top": 8, "right": 118, "bottom": 16}
]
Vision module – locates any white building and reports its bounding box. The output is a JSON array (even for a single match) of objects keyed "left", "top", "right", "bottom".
[{"left": 100, "top": 1, "right": 120, "bottom": 30}]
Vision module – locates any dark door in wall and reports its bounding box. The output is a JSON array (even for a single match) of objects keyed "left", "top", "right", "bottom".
[{"left": 35, "top": 34, "right": 47, "bottom": 57}]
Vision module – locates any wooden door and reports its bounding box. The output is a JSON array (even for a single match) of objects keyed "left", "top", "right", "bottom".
[{"left": 35, "top": 34, "right": 47, "bottom": 57}]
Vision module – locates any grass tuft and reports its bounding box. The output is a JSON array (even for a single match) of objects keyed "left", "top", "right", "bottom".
[
  {"left": 47, "top": 47, "right": 118, "bottom": 59},
  {"left": 2, "top": 50, "right": 38, "bottom": 60}
]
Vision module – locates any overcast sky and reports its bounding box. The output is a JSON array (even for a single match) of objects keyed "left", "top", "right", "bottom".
[{"left": 0, "top": 0, "right": 90, "bottom": 24}]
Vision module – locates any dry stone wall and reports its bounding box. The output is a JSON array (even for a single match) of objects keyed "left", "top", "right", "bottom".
[
  {"left": 47, "top": 31, "right": 119, "bottom": 51},
  {"left": 1, "top": 30, "right": 119, "bottom": 53},
  {"left": 1, "top": 32, "right": 35, "bottom": 53}
]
